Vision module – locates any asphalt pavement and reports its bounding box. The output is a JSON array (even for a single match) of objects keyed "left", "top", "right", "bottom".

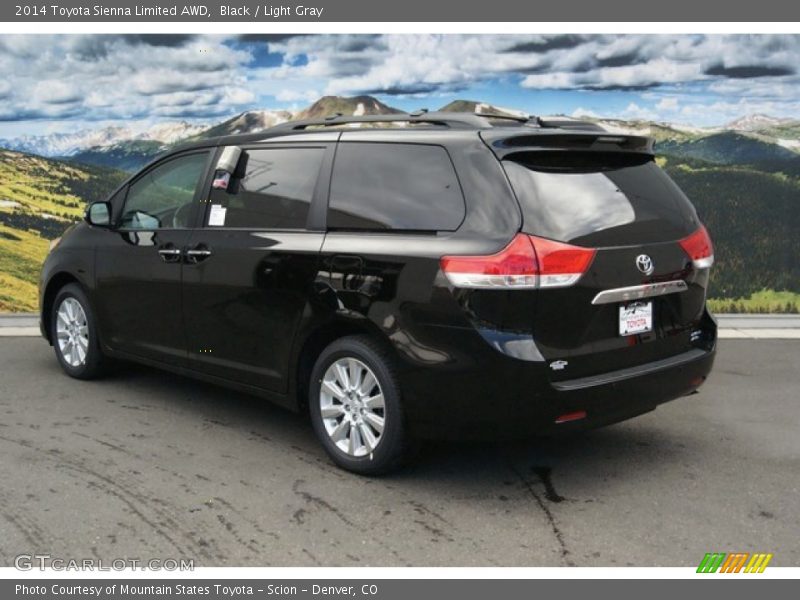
[{"left": 0, "top": 337, "right": 798, "bottom": 567}]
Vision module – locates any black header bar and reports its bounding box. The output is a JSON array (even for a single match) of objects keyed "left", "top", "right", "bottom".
[{"left": 3, "top": 0, "right": 800, "bottom": 22}]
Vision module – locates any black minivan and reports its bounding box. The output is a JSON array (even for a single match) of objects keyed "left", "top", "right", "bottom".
[{"left": 40, "top": 112, "right": 717, "bottom": 474}]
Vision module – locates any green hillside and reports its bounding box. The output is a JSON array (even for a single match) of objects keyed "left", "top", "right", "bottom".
[
  {"left": 663, "top": 157, "right": 800, "bottom": 298},
  {"left": 69, "top": 139, "right": 165, "bottom": 172},
  {"left": 658, "top": 132, "right": 800, "bottom": 173},
  {"left": 0, "top": 149, "right": 126, "bottom": 311}
]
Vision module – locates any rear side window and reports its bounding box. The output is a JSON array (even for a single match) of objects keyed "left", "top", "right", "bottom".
[
  {"left": 328, "top": 143, "right": 464, "bottom": 231},
  {"left": 210, "top": 147, "right": 324, "bottom": 229},
  {"left": 503, "top": 152, "right": 698, "bottom": 246}
]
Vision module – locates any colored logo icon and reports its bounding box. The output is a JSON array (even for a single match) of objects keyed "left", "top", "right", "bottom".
[{"left": 697, "top": 552, "right": 773, "bottom": 573}]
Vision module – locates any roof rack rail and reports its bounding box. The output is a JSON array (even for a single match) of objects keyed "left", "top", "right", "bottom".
[
  {"left": 269, "top": 111, "right": 503, "bottom": 132},
  {"left": 473, "top": 111, "right": 532, "bottom": 123},
  {"left": 264, "top": 111, "right": 607, "bottom": 134}
]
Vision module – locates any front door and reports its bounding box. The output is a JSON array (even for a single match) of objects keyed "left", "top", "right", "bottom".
[
  {"left": 182, "top": 143, "right": 332, "bottom": 392},
  {"left": 94, "top": 150, "right": 212, "bottom": 365}
]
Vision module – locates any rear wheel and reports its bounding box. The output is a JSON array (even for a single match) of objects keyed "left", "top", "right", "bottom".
[
  {"left": 51, "top": 283, "right": 108, "bottom": 380},
  {"left": 309, "top": 335, "right": 408, "bottom": 475}
]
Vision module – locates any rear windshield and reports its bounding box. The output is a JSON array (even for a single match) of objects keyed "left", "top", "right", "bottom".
[{"left": 503, "top": 152, "right": 698, "bottom": 246}]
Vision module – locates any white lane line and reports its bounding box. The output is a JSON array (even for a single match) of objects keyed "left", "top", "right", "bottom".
[
  {"left": 718, "top": 329, "right": 800, "bottom": 339},
  {"left": 718, "top": 329, "right": 750, "bottom": 339},
  {"left": 0, "top": 327, "right": 41, "bottom": 337}
]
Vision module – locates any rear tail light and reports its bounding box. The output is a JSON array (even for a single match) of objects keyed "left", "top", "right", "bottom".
[
  {"left": 679, "top": 225, "right": 714, "bottom": 269},
  {"left": 440, "top": 234, "right": 538, "bottom": 289},
  {"left": 440, "top": 234, "right": 596, "bottom": 289},
  {"left": 533, "top": 236, "right": 597, "bottom": 288}
]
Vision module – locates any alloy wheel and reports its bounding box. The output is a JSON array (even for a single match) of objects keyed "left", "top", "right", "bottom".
[
  {"left": 319, "top": 357, "right": 385, "bottom": 457},
  {"left": 56, "top": 297, "right": 89, "bottom": 368}
]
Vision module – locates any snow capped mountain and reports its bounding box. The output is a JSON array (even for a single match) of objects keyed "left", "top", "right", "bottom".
[
  {"left": 1, "top": 127, "right": 130, "bottom": 157},
  {"left": 295, "top": 96, "right": 402, "bottom": 121},
  {"left": 725, "top": 114, "right": 794, "bottom": 131},
  {"left": 199, "top": 110, "right": 293, "bottom": 138},
  {"left": 136, "top": 121, "right": 209, "bottom": 144},
  {"left": 592, "top": 120, "right": 650, "bottom": 136},
  {"left": 776, "top": 138, "right": 800, "bottom": 150},
  {"left": 199, "top": 97, "right": 401, "bottom": 138},
  {"left": 3, "top": 96, "right": 800, "bottom": 170},
  {"left": 0, "top": 121, "right": 209, "bottom": 157}
]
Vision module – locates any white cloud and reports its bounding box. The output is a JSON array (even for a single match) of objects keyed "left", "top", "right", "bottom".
[
  {"left": 2, "top": 33, "right": 800, "bottom": 133},
  {"left": 622, "top": 102, "right": 658, "bottom": 121},
  {"left": 0, "top": 35, "right": 255, "bottom": 123},
  {"left": 274, "top": 88, "right": 321, "bottom": 103},
  {"left": 571, "top": 107, "right": 601, "bottom": 119},
  {"left": 33, "top": 80, "right": 82, "bottom": 105},
  {"left": 656, "top": 97, "right": 680, "bottom": 112}
]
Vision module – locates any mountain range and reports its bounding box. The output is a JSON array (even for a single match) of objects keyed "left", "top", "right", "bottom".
[
  {"left": 3, "top": 92, "right": 800, "bottom": 201},
  {"left": 2, "top": 96, "right": 800, "bottom": 174},
  {"left": 0, "top": 121, "right": 210, "bottom": 159}
]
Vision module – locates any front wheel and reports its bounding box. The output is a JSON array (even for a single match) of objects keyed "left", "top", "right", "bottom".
[
  {"left": 51, "top": 283, "right": 108, "bottom": 380},
  {"left": 309, "top": 335, "right": 408, "bottom": 475}
]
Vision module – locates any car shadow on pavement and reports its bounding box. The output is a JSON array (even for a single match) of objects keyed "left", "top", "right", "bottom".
[{"left": 93, "top": 358, "right": 694, "bottom": 495}]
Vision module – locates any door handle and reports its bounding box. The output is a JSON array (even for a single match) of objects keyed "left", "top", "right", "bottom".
[
  {"left": 157, "top": 246, "right": 182, "bottom": 262},
  {"left": 186, "top": 245, "right": 212, "bottom": 263}
]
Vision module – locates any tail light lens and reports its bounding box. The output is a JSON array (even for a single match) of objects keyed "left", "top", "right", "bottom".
[
  {"left": 679, "top": 225, "right": 714, "bottom": 269},
  {"left": 440, "top": 234, "right": 538, "bottom": 289},
  {"left": 533, "top": 236, "right": 597, "bottom": 288},
  {"left": 440, "top": 234, "right": 596, "bottom": 289}
]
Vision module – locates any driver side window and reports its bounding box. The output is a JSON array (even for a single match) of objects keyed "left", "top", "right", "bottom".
[{"left": 119, "top": 152, "right": 209, "bottom": 230}]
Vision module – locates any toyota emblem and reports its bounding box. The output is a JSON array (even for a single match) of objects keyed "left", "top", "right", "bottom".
[{"left": 636, "top": 254, "right": 654, "bottom": 275}]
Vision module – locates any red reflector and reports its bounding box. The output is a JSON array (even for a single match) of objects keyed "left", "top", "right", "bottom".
[
  {"left": 679, "top": 225, "right": 714, "bottom": 269},
  {"left": 440, "top": 234, "right": 595, "bottom": 289},
  {"left": 555, "top": 410, "right": 587, "bottom": 424}
]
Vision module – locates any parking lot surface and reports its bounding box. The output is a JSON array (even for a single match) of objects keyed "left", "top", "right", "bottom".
[{"left": 1, "top": 338, "right": 798, "bottom": 567}]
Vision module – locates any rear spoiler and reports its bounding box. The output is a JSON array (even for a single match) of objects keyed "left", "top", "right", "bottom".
[{"left": 479, "top": 130, "right": 655, "bottom": 160}]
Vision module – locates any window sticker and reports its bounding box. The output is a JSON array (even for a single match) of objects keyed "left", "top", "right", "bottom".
[{"left": 208, "top": 204, "right": 227, "bottom": 226}]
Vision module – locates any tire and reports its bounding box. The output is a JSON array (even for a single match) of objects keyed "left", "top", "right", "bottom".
[
  {"left": 51, "top": 283, "right": 108, "bottom": 380},
  {"left": 309, "top": 335, "right": 408, "bottom": 475}
]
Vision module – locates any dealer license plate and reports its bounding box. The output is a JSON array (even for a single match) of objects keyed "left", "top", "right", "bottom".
[{"left": 619, "top": 301, "right": 653, "bottom": 336}]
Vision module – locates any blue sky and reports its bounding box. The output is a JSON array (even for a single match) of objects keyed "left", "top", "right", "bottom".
[{"left": 1, "top": 34, "right": 800, "bottom": 137}]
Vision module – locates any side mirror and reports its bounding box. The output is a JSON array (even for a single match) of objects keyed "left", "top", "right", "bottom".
[{"left": 85, "top": 201, "right": 111, "bottom": 228}]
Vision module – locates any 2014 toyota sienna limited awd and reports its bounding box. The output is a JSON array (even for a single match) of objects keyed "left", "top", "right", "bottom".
[{"left": 39, "top": 111, "right": 717, "bottom": 474}]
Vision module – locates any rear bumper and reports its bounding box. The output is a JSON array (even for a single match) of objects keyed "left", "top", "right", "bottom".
[
  {"left": 400, "top": 316, "right": 717, "bottom": 440},
  {"left": 539, "top": 345, "right": 715, "bottom": 436}
]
